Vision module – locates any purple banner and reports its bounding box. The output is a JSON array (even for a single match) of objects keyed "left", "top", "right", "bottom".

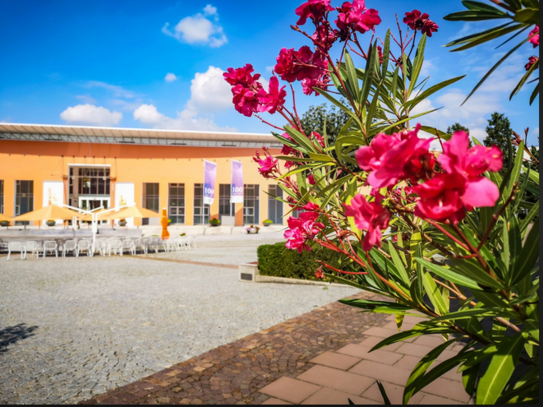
[
  {"left": 231, "top": 160, "right": 243, "bottom": 203},
  {"left": 203, "top": 160, "right": 217, "bottom": 205}
]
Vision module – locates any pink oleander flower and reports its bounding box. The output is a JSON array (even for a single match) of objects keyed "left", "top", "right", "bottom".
[
  {"left": 307, "top": 174, "right": 316, "bottom": 185},
  {"left": 529, "top": 25, "right": 539, "bottom": 48},
  {"left": 355, "top": 124, "right": 433, "bottom": 188},
  {"left": 284, "top": 211, "right": 325, "bottom": 253},
  {"left": 223, "top": 64, "right": 261, "bottom": 87},
  {"left": 287, "top": 196, "right": 298, "bottom": 208},
  {"left": 257, "top": 76, "right": 287, "bottom": 114},
  {"left": 295, "top": 0, "right": 334, "bottom": 26},
  {"left": 274, "top": 46, "right": 326, "bottom": 84},
  {"left": 525, "top": 56, "right": 539, "bottom": 71},
  {"left": 304, "top": 202, "right": 320, "bottom": 211},
  {"left": 311, "top": 22, "right": 338, "bottom": 52},
  {"left": 437, "top": 131, "right": 502, "bottom": 209},
  {"left": 314, "top": 266, "right": 325, "bottom": 279},
  {"left": 344, "top": 193, "right": 391, "bottom": 252},
  {"left": 403, "top": 10, "right": 439, "bottom": 37},
  {"left": 285, "top": 160, "right": 295, "bottom": 169},
  {"left": 281, "top": 133, "right": 295, "bottom": 155},
  {"left": 232, "top": 85, "right": 260, "bottom": 117},
  {"left": 335, "top": 0, "right": 381, "bottom": 35},
  {"left": 377, "top": 45, "right": 383, "bottom": 64},
  {"left": 413, "top": 173, "right": 467, "bottom": 224},
  {"left": 253, "top": 153, "right": 278, "bottom": 178},
  {"left": 301, "top": 74, "right": 331, "bottom": 95},
  {"left": 312, "top": 132, "right": 325, "bottom": 148}
]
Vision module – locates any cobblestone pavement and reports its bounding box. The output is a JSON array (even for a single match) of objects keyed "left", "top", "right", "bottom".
[
  {"left": 0, "top": 238, "right": 357, "bottom": 405},
  {"left": 81, "top": 292, "right": 390, "bottom": 405}
]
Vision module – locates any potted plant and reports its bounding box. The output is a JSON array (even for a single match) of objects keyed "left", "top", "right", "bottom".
[
  {"left": 209, "top": 218, "right": 221, "bottom": 227},
  {"left": 46, "top": 219, "right": 56, "bottom": 227},
  {"left": 118, "top": 218, "right": 127, "bottom": 227},
  {"left": 180, "top": 233, "right": 186, "bottom": 236},
  {"left": 246, "top": 224, "right": 260, "bottom": 234},
  {"left": 168, "top": 219, "right": 172, "bottom": 224},
  {"left": 263, "top": 219, "right": 273, "bottom": 227}
]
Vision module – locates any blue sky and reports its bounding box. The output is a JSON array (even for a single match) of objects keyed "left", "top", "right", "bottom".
[{"left": 0, "top": 0, "right": 539, "bottom": 146}]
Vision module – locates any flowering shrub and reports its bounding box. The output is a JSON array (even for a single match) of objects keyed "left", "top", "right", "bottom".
[{"left": 225, "top": 0, "right": 539, "bottom": 404}]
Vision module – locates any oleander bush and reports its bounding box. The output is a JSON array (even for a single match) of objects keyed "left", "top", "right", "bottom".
[{"left": 224, "top": 0, "right": 539, "bottom": 404}]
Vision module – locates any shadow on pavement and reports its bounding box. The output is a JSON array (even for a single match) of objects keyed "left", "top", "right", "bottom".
[{"left": 0, "top": 323, "right": 38, "bottom": 353}]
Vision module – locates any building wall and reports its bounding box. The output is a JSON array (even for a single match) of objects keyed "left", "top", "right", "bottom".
[{"left": 0, "top": 140, "right": 287, "bottom": 226}]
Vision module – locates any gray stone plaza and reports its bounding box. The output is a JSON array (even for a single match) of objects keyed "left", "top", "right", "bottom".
[{"left": 0, "top": 234, "right": 357, "bottom": 404}]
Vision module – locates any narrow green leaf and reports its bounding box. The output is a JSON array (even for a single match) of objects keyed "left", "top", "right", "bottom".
[
  {"left": 450, "top": 23, "right": 524, "bottom": 51},
  {"left": 422, "top": 271, "right": 449, "bottom": 315},
  {"left": 376, "top": 381, "right": 391, "bottom": 404},
  {"left": 381, "top": 29, "right": 391, "bottom": 77},
  {"left": 462, "top": 365, "right": 479, "bottom": 397},
  {"left": 388, "top": 242, "right": 410, "bottom": 285},
  {"left": 403, "top": 76, "right": 466, "bottom": 112},
  {"left": 283, "top": 126, "right": 317, "bottom": 153},
  {"left": 359, "top": 41, "right": 377, "bottom": 109},
  {"left": 476, "top": 333, "right": 526, "bottom": 404},
  {"left": 510, "top": 58, "right": 538, "bottom": 99},
  {"left": 512, "top": 221, "right": 539, "bottom": 284},
  {"left": 416, "top": 258, "right": 482, "bottom": 291},
  {"left": 529, "top": 82, "right": 539, "bottom": 105},
  {"left": 344, "top": 50, "right": 360, "bottom": 101}
]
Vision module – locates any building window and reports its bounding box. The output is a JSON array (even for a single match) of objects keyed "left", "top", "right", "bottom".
[
  {"left": 0, "top": 180, "right": 4, "bottom": 214},
  {"left": 268, "top": 185, "right": 283, "bottom": 224},
  {"left": 75, "top": 167, "right": 111, "bottom": 195},
  {"left": 168, "top": 183, "right": 185, "bottom": 224},
  {"left": 15, "top": 180, "right": 34, "bottom": 225},
  {"left": 193, "top": 183, "right": 210, "bottom": 225},
  {"left": 142, "top": 183, "right": 159, "bottom": 225},
  {"left": 243, "top": 184, "right": 259, "bottom": 225},
  {"left": 219, "top": 184, "right": 235, "bottom": 220}
]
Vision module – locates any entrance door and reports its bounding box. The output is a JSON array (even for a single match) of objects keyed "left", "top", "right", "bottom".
[{"left": 79, "top": 197, "right": 110, "bottom": 223}]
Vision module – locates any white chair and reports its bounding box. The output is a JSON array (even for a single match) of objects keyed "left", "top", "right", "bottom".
[
  {"left": 121, "top": 239, "right": 136, "bottom": 256},
  {"left": 108, "top": 239, "right": 122, "bottom": 256},
  {"left": 148, "top": 237, "right": 160, "bottom": 253},
  {"left": 134, "top": 238, "right": 147, "bottom": 255},
  {"left": 63, "top": 240, "right": 78, "bottom": 257},
  {"left": 24, "top": 241, "right": 43, "bottom": 259},
  {"left": 179, "top": 237, "right": 191, "bottom": 250},
  {"left": 7, "top": 241, "right": 26, "bottom": 261},
  {"left": 43, "top": 241, "right": 58, "bottom": 258},
  {"left": 165, "top": 238, "right": 179, "bottom": 252},
  {"left": 189, "top": 236, "right": 196, "bottom": 249},
  {"left": 94, "top": 239, "right": 108, "bottom": 256},
  {"left": 77, "top": 240, "right": 92, "bottom": 257}
]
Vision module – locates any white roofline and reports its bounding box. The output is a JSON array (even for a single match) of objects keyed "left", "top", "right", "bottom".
[{"left": 0, "top": 122, "right": 271, "bottom": 137}]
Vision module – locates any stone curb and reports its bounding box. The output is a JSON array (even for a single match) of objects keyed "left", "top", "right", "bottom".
[{"left": 239, "top": 263, "right": 351, "bottom": 287}]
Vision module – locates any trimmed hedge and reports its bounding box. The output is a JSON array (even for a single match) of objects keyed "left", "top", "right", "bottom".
[{"left": 257, "top": 241, "right": 348, "bottom": 280}]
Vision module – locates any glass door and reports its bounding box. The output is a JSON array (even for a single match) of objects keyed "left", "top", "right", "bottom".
[{"left": 79, "top": 197, "right": 110, "bottom": 223}]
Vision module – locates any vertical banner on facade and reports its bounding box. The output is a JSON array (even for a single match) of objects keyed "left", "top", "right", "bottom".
[
  {"left": 115, "top": 182, "right": 135, "bottom": 226},
  {"left": 230, "top": 160, "right": 244, "bottom": 203},
  {"left": 203, "top": 160, "right": 217, "bottom": 205},
  {"left": 42, "top": 181, "right": 64, "bottom": 225}
]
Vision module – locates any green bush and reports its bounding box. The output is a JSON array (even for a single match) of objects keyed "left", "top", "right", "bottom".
[{"left": 257, "top": 242, "right": 356, "bottom": 280}]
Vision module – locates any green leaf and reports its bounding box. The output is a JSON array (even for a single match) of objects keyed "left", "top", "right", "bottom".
[
  {"left": 407, "top": 34, "right": 427, "bottom": 97},
  {"left": 462, "top": 0, "right": 511, "bottom": 13},
  {"left": 283, "top": 126, "right": 317, "bottom": 153},
  {"left": 458, "top": 344, "right": 497, "bottom": 372},
  {"left": 462, "top": 365, "right": 479, "bottom": 396},
  {"left": 388, "top": 242, "right": 410, "bottom": 285},
  {"left": 403, "top": 340, "right": 464, "bottom": 404},
  {"left": 376, "top": 381, "right": 391, "bottom": 405},
  {"left": 422, "top": 271, "right": 449, "bottom": 315},
  {"left": 359, "top": 41, "right": 378, "bottom": 109},
  {"left": 402, "top": 76, "right": 465, "bottom": 112},
  {"left": 513, "top": 7, "right": 539, "bottom": 24},
  {"left": 314, "top": 88, "right": 363, "bottom": 129},
  {"left": 461, "top": 38, "right": 529, "bottom": 105},
  {"left": 512, "top": 221, "right": 539, "bottom": 284},
  {"left": 476, "top": 333, "right": 526, "bottom": 404},
  {"left": 520, "top": 200, "right": 539, "bottom": 233},
  {"left": 443, "top": 10, "right": 510, "bottom": 21},
  {"left": 307, "top": 153, "right": 336, "bottom": 163},
  {"left": 416, "top": 258, "right": 482, "bottom": 291},
  {"left": 395, "top": 313, "right": 405, "bottom": 331},
  {"left": 430, "top": 307, "right": 512, "bottom": 322},
  {"left": 505, "top": 140, "right": 524, "bottom": 199},
  {"left": 449, "top": 23, "right": 525, "bottom": 52},
  {"left": 510, "top": 58, "right": 538, "bottom": 99},
  {"left": 449, "top": 258, "right": 504, "bottom": 290},
  {"left": 381, "top": 30, "right": 391, "bottom": 77},
  {"left": 445, "top": 21, "right": 514, "bottom": 47},
  {"left": 344, "top": 50, "right": 360, "bottom": 101},
  {"left": 529, "top": 82, "right": 539, "bottom": 105},
  {"left": 471, "top": 290, "right": 509, "bottom": 308}
]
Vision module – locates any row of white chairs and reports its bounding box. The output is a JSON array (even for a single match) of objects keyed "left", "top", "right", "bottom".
[{"left": 5, "top": 236, "right": 197, "bottom": 260}]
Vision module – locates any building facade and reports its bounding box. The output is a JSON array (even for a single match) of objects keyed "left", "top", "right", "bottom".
[{"left": 0, "top": 123, "right": 288, "bottom": 226}]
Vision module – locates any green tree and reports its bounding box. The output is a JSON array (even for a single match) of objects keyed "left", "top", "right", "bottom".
[
  {"left": 299, "top": 103, "right": 349, "bottom": 143},
  {"left": 447, "top": 123, "right": 472, "bottom": 147},
  {"left": 485, "top": 113, "right": 515, "bottom": 174}
]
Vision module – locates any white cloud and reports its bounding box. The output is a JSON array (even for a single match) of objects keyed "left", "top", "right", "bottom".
[
  {"left": 162, "top": 5, "right": 227, "bottom": 48},
  {"left": 60, "top": 104, "right": 122, "bottom": 126},
  {"left": 85, "top": 81, "right": 137, "bottom": 98},
  {"left": 133, "top": 104, "right": 236, "bottom": 131},
  {"left": 76, "top": 94, "right": 97, "bottom": 104},
  {"left": 532, "top": 127, "right": 539, "bottom": 135},
  {"left": 133, "top": 66, "right": 237, "bottom": 131},
  {"left": 420, "top": 60, "right": 435, "bottom": 77},
  {"left": 165, "top": 73, "right": 178, "bottom": 82},
  {"left": 189, "top": 66, "right": 232, "bottom": 110}
]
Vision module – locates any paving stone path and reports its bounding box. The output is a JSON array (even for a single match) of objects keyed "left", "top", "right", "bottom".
[{"left": 81, "top": 296, "right": 470, "bottom": 405}]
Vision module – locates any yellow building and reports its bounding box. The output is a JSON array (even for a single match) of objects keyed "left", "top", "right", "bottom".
[{"left": 0, "top": 123, "right": 287, "bottom": 227}]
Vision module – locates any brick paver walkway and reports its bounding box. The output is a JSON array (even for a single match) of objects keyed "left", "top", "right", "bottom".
[{"left": 81, "top": 293, "right": 470, "bottom": 405}]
